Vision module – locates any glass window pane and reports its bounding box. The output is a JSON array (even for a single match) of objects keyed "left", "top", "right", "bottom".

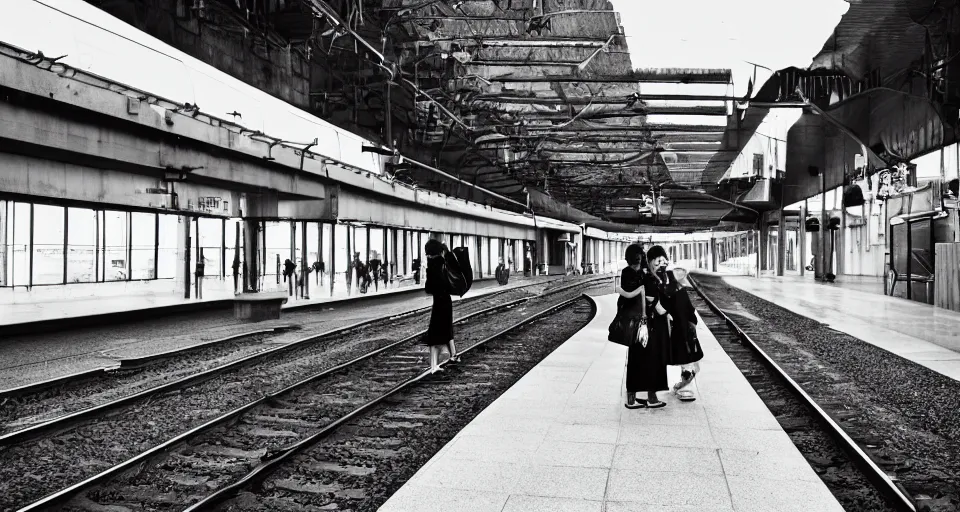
[
  {"left": 157, "top": 214, "right": 179, "bottom": 279},
  {"left": 130, "top": 213, "right": 157, "bottom": 280},
  {"left": 264, "top": 221, "right": 290, "bottom": 284},
  {"left": 0, "top": 200, "right": 9, "bottom": 286},
  {"left": 355, "top": 227, "right": 367, "bottom": 264},
  {"left": 103, "top": 211, "right": 128, "bottom": 281},
  {"left": 198, "top": 218, "right": 222, "bottom": 279},
  {"left": 66, "top": 207, "right": 97, "bottom": 283},
  {"left": 11, "top": 202, "right": 31, "bottom": 286},
  {"left": 369, "top": 227, "right": 383, "bottom": 261},
  {"left": 33, "top": 204, "right": 64, "bottom": 285},
  {"left": 334, "top": 223, "right": 348, "bottom": 274},
  {"left": 306, "top": 222, "right": 320, "bottom": 270}
]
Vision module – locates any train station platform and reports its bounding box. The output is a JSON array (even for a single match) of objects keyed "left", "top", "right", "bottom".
[
  {"left": 714, "top": 273, "right": 960, "bottom": 382},
  {"left": 379, "top": 293, "right": 843, "bottom": 512},
  {"left": 0, "top": 274, "right": 575, "bottom": 393},
  {"left": 0, "top": 273, "right": 549, "bottom": 332}
]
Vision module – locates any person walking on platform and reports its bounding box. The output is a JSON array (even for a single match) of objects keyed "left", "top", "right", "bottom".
[
  {"left": 232, "top": 254, "right": 241, "bottom": 294},
  {"left": 616, "top": 244, "right": 667, "bottom": 409},
  {"left": 424, "top": 239, "right": 460, "bottom": 374},
  {"left": 412, "top": 258, "right": 422, "bottom": 285}
]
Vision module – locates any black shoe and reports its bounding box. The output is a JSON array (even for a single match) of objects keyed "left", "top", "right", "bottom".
[
  {"left": 624, "top": 399, "right": 648, "bottom": 409},
  {"left": 647, "top": 401, "right": 667, "bottom": 409}
]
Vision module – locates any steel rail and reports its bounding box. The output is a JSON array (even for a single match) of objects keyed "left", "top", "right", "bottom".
[
  {"left": 687, "top": 275, "right": 917, "bottom": 512},
  {"left": 0, "top": 277, "right": 606, "bottom": 447},
  {"left": 183, "top": 293, "right": 595, "bottom": 511},
  {"left": 13, "top": 279, "right": 609, "bottom": 511}
]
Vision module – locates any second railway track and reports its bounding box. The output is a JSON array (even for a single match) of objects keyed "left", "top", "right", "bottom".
[
  {"left": 2, "top": 277, "right": 610, "bottom": 511},
  {"left": 0, "top": 277, "right": 603, "bottom": 438},
  {"left": 688, "top": 276, "right": 916, "bottom": 512}
]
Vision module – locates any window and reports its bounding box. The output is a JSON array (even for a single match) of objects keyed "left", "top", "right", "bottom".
[
  {"left": 32, "top": 204, "right": 64, "bottom": 285},
  {"left": 67, "top": 207, "right": 98, "bottom": 283}
]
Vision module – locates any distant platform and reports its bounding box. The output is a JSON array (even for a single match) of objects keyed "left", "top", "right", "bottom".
[
  {"left": 379, "top": 293, "right": 842, "bottom": 512},
  {"left": 0, "top": 275, "right": 565, "bottom": 392},
  {"left": 706, "top": 272, "right": 960, "bottom": 382}
]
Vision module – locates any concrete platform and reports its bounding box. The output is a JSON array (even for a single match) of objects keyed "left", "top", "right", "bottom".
[
  {"left": 717, "top": 273, "right": 960, "bottom": 382},
  {"left": 379, "top": 294, "right": 842, "bottom": 512}
]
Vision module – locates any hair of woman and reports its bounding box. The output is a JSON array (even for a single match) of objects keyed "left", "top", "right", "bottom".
[
  {"left": 425, "top": 238, "right": 444, "bottom": 257},
  {"left": 625, "top": 243, "right": 645, "bottom": 266}
]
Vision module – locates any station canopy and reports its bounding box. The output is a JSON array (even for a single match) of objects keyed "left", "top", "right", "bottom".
[{"left": 212, "top": 0, "right": 777, "bottom": 230}]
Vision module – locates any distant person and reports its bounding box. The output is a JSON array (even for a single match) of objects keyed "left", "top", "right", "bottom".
[
  {"left": 381, "top": 259, "right": 390, "bottom": 288},
  {"left": 369, "top": 257, "right": 382, "bottom": 292},
  {"left": 424, "top": 239, "right": 460, "bottom": 373},
  {"left": 195, "top": 249, "right": 206, "bottom": 299},
  {"left": 283, "top": 258, "right": 296, "bottom": 296},
  {"left": 276, "top": 254, "right": 281, "bottom": 285},
  {"left": 353, "top": 254, "right": 362, "bottom": 289},
  {"left": 232, "top": 255, "right": 241, "bottom": 294},
  {"left": 412, "top": 258, "right": 421, "bottom": 285}
]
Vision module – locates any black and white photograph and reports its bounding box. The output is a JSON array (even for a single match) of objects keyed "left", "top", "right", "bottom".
[{"left": 0, "top": 0, "right": 958, "bottom": 510}]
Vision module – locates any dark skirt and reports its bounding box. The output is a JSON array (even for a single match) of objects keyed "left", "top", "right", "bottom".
[
  {"left": 425, "top": 293, "right": 453, "bottom": 346},
  {"left": 625, "top": 315, "right": 669, "bottom": 394},
  {"left": 667, "top": 319, "right": 704, "bottom": 366}
]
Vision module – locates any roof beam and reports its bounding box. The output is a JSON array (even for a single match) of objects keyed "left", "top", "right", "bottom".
[
  {"left": 525, "top": 124, "right": 725, "bottom": 133},
  {"left": 474, "top": 94, "right": 739, "bottom": 104},
  {"left": 487, "top": 71, "right": 732, "bottom": 84}
]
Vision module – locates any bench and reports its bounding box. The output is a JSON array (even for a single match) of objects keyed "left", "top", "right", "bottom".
[{"left": 234, "top": 292, "right": 289, "bottom": 322}]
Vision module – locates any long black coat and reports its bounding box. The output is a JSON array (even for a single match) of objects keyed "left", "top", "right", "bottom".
[
  {"left": 657, "top": 270, "right": 704, "bottom": 366},
  {"left": 424, "top": 255, "right": 453, "bottom": 346}
]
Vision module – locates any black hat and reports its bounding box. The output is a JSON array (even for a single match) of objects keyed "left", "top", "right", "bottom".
[{"left": 646, "top": 245, "right": 667, "bottom": 262}]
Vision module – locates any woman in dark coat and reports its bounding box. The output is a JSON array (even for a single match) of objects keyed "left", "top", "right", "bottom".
[
  {"left": 618, "top": 244, "right": 668, "bottom": 409},
  {"left": 661, "top": 267, "right": 704, "bottom": 401},
  {"left": 630, "top": 245, "right": 675, "bottom": 408},
  {"left": 424, "top": 238, "right": 460, "bottom": 373}
]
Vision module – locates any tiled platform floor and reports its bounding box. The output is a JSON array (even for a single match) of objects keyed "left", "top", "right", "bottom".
[
  {"left": 378, "top": 293, "right": 842, "bottom": 512},
  {"left": 716, "top": 272, "right": 960, "bottom": 382}
]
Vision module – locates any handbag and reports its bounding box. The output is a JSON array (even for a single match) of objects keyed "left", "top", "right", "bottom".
[{"left": 608, "top": 310, "right": 647, "bottom": 347}]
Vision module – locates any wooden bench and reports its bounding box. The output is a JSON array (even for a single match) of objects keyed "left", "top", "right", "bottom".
[{"left": 234, "top": 292, "right": 289, "bottom": 322}]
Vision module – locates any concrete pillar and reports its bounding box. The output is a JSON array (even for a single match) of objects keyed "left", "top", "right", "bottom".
[
  {"left": 301, "top": 221, "right": 309, "bottom": 300},
  {"left": 759, "top": 216, "right": 769, "bottom": 273},
  {"left": 242, "top": 219, "right": 261, "bottom": 292},
  {"left": 777, "top": 207, "right": 787, "bottom": 276},
  {"left": 711, "top": 237, "right": 718, "bottom": 272}
]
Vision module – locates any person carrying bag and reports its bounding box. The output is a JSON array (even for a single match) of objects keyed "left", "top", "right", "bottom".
[{"left": 610, "top": 244, "right": 668, "bottom": 409}]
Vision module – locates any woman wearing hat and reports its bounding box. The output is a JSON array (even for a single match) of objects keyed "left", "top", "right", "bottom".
[
  {"left": 634, "top": 244, "right": 674, "bottom": 408},
  {"left": 618, "top": 243, "right": 669, "bottom": 409}
]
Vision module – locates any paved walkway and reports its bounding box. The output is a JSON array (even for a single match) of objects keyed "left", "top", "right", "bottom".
[
  {"left": 379, "top": 293, "right": 842, "bottom": 512},
  {"left": 717, "top": 273, "right": 960, "bottom": 382}
]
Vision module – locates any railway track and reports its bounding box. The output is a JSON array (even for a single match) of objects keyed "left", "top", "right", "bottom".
[
  {"left": 688, "top": 276, "right": 916, "bottom": 512},
  {"left": 0, "top": 277, "right": 602, "bottom": 438},
  {"left": 3, "top": 278, "right": 609, "bottom": 511}
]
